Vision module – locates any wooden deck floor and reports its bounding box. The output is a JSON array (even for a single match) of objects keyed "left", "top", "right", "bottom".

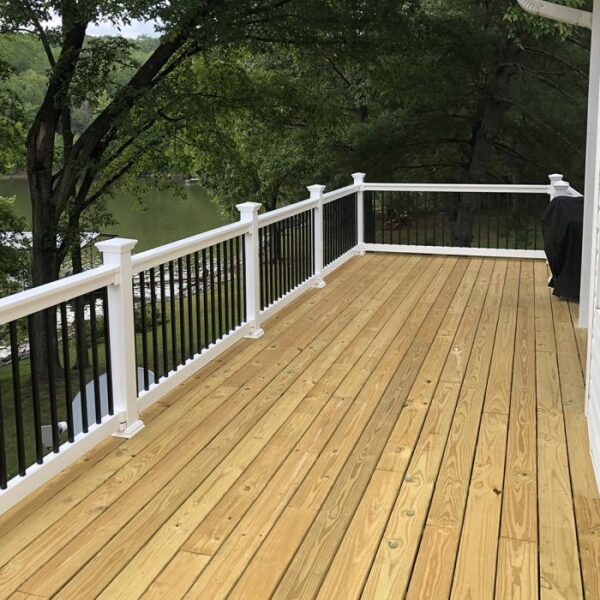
[{"left": 0, "top": 253, "right": 598, "bottom": 599}]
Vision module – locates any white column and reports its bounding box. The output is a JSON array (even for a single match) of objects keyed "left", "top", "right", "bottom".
[
  {"left": 352, "top": 172, "right": 367, "bottom": 255},
  {"left": 308, "top": 184, "right": 327, "bottom": 288},
  {"left": 236, "top": 202, "right": 264, "bottom": 339},
  {"left": 581, "top": 0, "right": 600, "bottom": 329},
  {"left": 96, "top": 237, "right": 144, "bottom": 438}
]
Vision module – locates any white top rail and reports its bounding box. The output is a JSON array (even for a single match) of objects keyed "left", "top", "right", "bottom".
[
  {"left": 322, "top": 183, "right": 361, "bottom": 203},
  {"left": 0, "top": 265, "right": 119, "bottom": 326},
  {"left": 362, "top": 183, "right": 551, "bottom": 194},
  {"left": 131, "top": 220, "right": 251, "bottom": 275},
  {"left": 258, "top": 197, "right": 317, "bottom": 228}
]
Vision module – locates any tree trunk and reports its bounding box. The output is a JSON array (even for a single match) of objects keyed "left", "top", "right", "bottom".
[
  {"left": 453, "top": 41, "right": 518, "bottom": 247},
  {"left": 28, "top": 170, "right": 63, "bottom": 381}
]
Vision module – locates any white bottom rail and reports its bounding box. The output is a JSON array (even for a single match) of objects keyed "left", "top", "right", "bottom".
[
  {"left": 364, "top": 243, "right": 546, "bottom": 260},
  {"left": 0, "top": 414, "right": 122, "bottom": 514}
]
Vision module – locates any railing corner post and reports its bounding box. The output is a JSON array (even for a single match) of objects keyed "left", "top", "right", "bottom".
[
  {"left": 352, "top": 172, "right": 367, "bottom": 255},
  {"left": 236, "top": 202, "right": 264, "bottom": 339},
  {"left": 308, "top": 184, "right": 327, "bottom": 288},
  {"left": 95, "top": 237, "right": 144, "bottom": 439}
]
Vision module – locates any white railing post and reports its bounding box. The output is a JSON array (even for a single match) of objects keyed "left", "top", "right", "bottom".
[
  {"left": 95, "top": 237, "right": 144, "bottom": 438},
  {"left": 308, "top": 184, "right": 327, "bottom": 288},
  {"left": 549, "top": 173, "right": 582, "bottom": 200},
  {"left": 352, "top": 172, "right": 367, "bottom": 255},
  {"left": 549, "top": 173, "right": 564, "bottom": 200},
  {"left": 236, "top": 202, "right": 264, "bottom": 339}
]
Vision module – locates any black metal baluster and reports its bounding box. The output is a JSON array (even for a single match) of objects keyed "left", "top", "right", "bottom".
[
  {"left": 379, "top": 193, "right": 384, "bottom": 244},
  {"left": 194, "top": 253, "right": 202, "bottom": 349},
  {"left": 43, "top": 310, "right": 60, "bottom": 451},
  {"left": 139, "top": 272, "right": 149, "bottom": 390},
  {"left": 223, "top": 242, "right": 230, "bottom": 333},
  {"left": 89, "top": 295, "right": 102, "bottom": 422},
  {"left": 477, "top": 195, "right": 482, "bottom": 248},
  {"left": 27, "top": 315, "right": 43, "bottom": 461},
  {"left": 242, "top": 240, "right": 247, "bottom": 320},
  {"left": 415, "top": 194, "right": 420, "bottom": 245},
  {"left": 278, "top": 222, "right": 284, "bottom": 301},
  {"left": 202, "top": 248, "right": 210, "bottom": 348},
  {"left": 323, "top": 205, "right": 328, "bottom": 266},
  {"left": 209, "top": 245, "right": 216, "bottom": 343},
  {"left": 533, "top": 204, "right": 539, "bottom": 250},
  {"left": 432, "top": 194, "right": 438, "bottom": 247},
  {"left": 169, "top": 261, "right": 177, "bottom": 369},
  {"left": 9, "top": 323, "right": 26, "bottom": 472},
  {"left": 229, "top": 238, "right": 236, "bottom": 329},
  {"left": 423, "top": 194, "right": 429, "bottom": 245},
  {"left": 263, "top": 227, "right": 269, "bottom": 307},
  {"left": 286, "top": 217, "right": 292, "bottom": 290},
  {"left": 509, "top": 197, "right": 520, "bottom": 248},
  {"left": 235, "top": 238, "right": 242, "bottom": 326},
  {"left": 59, "top": 304, "right": 74, "bottom": 443},
  {"left": 285, "top": 219, "right": 291, "bottom": 289},
  {"left": 292, "top": 215, "right": 297, "bottom": 286},
  {"left": 159, "top": 264, "right": 168, "bottom": 377},
  {"left": 270, "top": 226, "right": 276, "bottom": 304},
  {"left": 0, "top": 376, "right": 7, "bottom": 488},
  {"left": 216, "top": 243, "right": 223, "bottom": 339},
  {"left": 523, "top": 200, "right": 528, "bottom": 249},
  {"left": 304, "top": 212, "right": 309, "bottom": 280},
  {"left": 74, "top": 297, "right": 88, "bottom": 433},
  {"left": 496, "top": 195, "right": 501, "bottom": 249},
  {"left": 505, "top": 196, "right": 510, "bottom": 248},
  {"left": 103, "top": 289, "right": 114, "bottom": 415},
  {"left": 442, "top": 194, "right": 447, "bottom": 246},
  {"left": 178, "top": 257, "right": 186, "bottom": 362},
  {"left": 186, "top": 255, "right": 194, "bottom": 356},
  {"left": 486, "top": 195, "right": 490, "bottom": 248},
  {"left": 149, "top": 269, "right": 159, "bottom": 378},
  {"left": 259, "top": 228, "right": 265, "bottom": 310}
]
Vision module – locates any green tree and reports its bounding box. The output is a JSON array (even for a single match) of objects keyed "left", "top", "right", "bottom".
[{"left": 0, "top": 196, "right": 29, "bottom": 295}]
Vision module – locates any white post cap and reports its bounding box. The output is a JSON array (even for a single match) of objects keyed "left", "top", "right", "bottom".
[
  {"left": 236, "top": 201, "right": 262, "bottom": 214},
  {"left": 351, "top": 172, "right": 366, "bottom": 184},
  {"left": 549, "top": 173, "right": 564, "bottom": 184},
  {"left": 307, "top": 184, "right": 326, "bottom": 199},
  {"left": 95, "top": 237, "right": 138, "bottom": 254}
]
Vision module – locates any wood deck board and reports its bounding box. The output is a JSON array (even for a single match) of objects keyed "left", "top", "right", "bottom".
[{"left": 0, "top": 254, "right": 596, "bottom": 599}]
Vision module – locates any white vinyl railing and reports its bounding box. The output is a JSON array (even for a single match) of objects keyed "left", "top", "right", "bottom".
[{"left": 0, "top": 171, "right": 578, "bottom": 512}]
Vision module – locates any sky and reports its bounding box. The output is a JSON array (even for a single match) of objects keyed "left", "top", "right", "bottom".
[
  {"left": 87, "top": 20, "right": 159, "bottom": 38},
  {"left": 44, "top": 16, "right": 160, "bottom": 38}
]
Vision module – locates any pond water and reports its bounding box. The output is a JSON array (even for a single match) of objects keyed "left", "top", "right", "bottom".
[{"left": 0, "top": 177, "right": 230, "bottom": 252}]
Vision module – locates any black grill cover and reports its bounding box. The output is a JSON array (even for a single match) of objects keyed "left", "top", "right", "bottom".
[{"left": 542, "top": 195, "right": 583, "bottom": 301}]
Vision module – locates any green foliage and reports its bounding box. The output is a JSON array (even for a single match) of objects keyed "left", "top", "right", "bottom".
[
  {"left": 0, "top": 196, "right": 29, "bottom": 295},
  {"left": 0, "top": 0, "right": 592, "bottom": 276}
]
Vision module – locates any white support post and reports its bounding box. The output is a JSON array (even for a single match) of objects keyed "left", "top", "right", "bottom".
[
  {"left": 308, "top": 184, "right": 327, "bottom": 288},
  {"left": 352, "top": 172, "right": 367, "bottom": 255},
  {"left": 96, "top": 238, "right": 144, "bottom": 438},
  {"left": 581, "top": 0, "right": 600, "bottom": 329},
  {"left": 236, "top": 202, "right": 264, "bottom": 339}
]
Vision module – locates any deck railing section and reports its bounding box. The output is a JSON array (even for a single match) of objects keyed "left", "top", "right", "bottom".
[
  {"left": 0, "top": 171, "right": 577, "bottom": 512},
  {"left": 132, "top": 235, "right": 247, "bottom": 397},
  {"left": 0, "top": 265, "right": 120, "bottom": 502}
]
